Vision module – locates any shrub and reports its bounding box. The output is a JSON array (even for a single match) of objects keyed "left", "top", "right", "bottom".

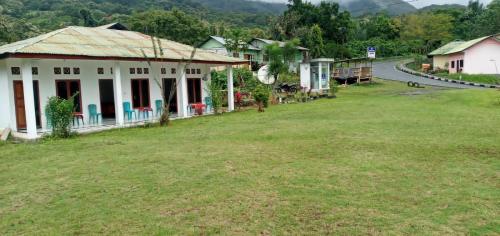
[
  {"left": 235, "top": 68, "right": 259, "bottom": 93},
  {"left": 211, "top": 68, "right": 259, "bottom": 93},
  {"left": 279, "top": 72, "right": 300, "bottom": 84},
  {"left": 253, "top": 85, "right": 270, "bottom": 112},
  {"left": 329, "top": 80, "right": 338, "bottom": 98},
  {"left": 206, "top": 80, "right": 224, "bottom": 114},
  {"left": 45, "top": 95, "right": 76, "bottom": 138},
  {"left": 295, "top": 88, "right": 309, "bottom": 103}
]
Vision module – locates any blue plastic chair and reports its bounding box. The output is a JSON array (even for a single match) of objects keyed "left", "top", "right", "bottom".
[
  {"left": 88, "top": 104, "right": 101, "bottom": 125},
  {"left": 204, "top": 97, "right": 212, "bottom": 112},
  {"left": 123, "top": 102, "right": 137, "bottom": 121},
  {"left": 45, "top": 107, "right": 52, "bottom": 129},
  {"left": 155, "top": 100, "right": 163, "bottom": 117}
]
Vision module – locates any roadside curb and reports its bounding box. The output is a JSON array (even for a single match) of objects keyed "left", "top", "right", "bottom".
[{"left": 396, "top": 63, "right": 499, "bottom": 89}]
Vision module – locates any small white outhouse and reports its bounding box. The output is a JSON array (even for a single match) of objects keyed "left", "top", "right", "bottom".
[{"left": 300, "top": 58, "right": 334, "bottom": 92}]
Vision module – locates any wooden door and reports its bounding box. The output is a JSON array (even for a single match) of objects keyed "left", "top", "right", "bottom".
[
  {"left": 13, "top": 81, "right": 41, "bottom": 130},
  {"left": 13, "top": 81, "right": 27, "bottom": 129}
]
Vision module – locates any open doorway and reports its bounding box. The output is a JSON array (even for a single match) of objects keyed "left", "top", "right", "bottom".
[
  {"left": 56, "top": 80, "right": 82, "bottom": 113},
  {"left": 162, "top": 78, "right": 178, "bottom": 113},
  {"left": 131, "top": 79, "right": 150, "bottom": 109},
  {"left": 187, "top": 78, "right": 202, "bottom": 104},
  {"left": 99, "top": 79, "right": 116, "bottom": 119}
]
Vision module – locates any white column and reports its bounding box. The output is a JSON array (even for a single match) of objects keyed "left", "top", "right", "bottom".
[
  {"left": 226, "top": 65, "right": 234, "bottom": 112},
  {"left": 0, "top": 60, "right": 11, "bottom": 129},
  {"left": 177, "top": 64, "right": 189, "bottom": 118},
  {"left": 113, "top": 62, "right": 124, "bottom": 126},
  {"left": 202, "top": 65, "right": 211, "bottom": 102},
  {"left": 326, "top": 63, "right": 330, "bottom": 89},
  {"left": 318, "top": 62, "right": 323, "bottom": 90},
  {"left": 21, "top": 60, "right": 37, "bottom": 139}
]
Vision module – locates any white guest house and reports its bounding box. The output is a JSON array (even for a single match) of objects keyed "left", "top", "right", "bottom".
[{"left": 0, "top": 24, "right": 245, "bottom": 139}]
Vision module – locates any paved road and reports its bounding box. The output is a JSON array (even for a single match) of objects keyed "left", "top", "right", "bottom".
[{"left": 373, "top": 60, "right": 478, "bottom": 89}]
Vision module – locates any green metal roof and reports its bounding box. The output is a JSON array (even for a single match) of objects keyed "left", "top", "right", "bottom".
[
  {"left": 428, "top": 41, "right": 464, "bottom": 56},
  {"left": 444, "top": 36, "right": 491, "bottom": 55},
  {"left": 429, "top": 34, "right": 499, "bottom": 56}
]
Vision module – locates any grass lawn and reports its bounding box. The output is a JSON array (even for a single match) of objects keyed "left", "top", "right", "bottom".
[
  {"left": 435, "top": 73, "right": 500, "bottom": 85},
  {"left": 0, "top": 80, "right": 499, "bottom": 235}
]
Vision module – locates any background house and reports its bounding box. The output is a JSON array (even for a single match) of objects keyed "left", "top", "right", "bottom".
[
  {"left": 200, "top": 36, "right": 309, "bottom": 72},
  {"left": 429, "top": 34, "right": 500, "bottom": 74},
  {"left": 249, "top": 38, "right": 309, "bottom": 72},
  {"left": 428, "top": 41, "right": 464, "bottom": 70},
  {"left": 199, "top": 36, "right": 261, "bottom": 70}
]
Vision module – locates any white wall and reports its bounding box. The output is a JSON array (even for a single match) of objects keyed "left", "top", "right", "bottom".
[
  {"left": 300, "top": 63, "right": 311, "bottom": 90},
  {"left": 463, "top": 38, "right": 500, "bottom": 74},
  {"left": 1, "top": 58, "right": 212, "bottom": 132},
  {"left": 433, "top": 55, "right": 449, "bottom": 70}
]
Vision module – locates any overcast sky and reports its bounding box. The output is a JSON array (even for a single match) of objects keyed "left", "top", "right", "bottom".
[{"left": 262, "top": 0, "right": 493, "bottom": 8}]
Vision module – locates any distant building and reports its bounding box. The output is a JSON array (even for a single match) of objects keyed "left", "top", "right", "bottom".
[
  {"left": 429, "top": 34, "right": 500, "bottom": 74},
  {"left": 199, "top": 36, "right": 261, "bottom": 70},
  {"left": 248, "top": 38, "right": 309, "bottom": 64},
  {"left": 200, "top": 36, "right": 309, "bottom": 71},
  {"left": 428, "top": 41, "right": 464, "bottom": 70}
]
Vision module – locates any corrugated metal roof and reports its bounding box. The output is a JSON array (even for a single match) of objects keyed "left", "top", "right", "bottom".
[
  {"left": 252, "top": 38, "right": 309, "bottom": 51},
  {"left": 428, "top": 41, "right": 464, "bottom": 56},
  {"left": 444, "top": 36, "right": 491, "bottom": 55},
  {"left": 208, "top": 36, "right": 261, "bottom": 51},
  {"left": 429, "top": 34, "right": 499, "bottom": 56},
  {"left": 0, "top": 26, "right": 245, "bottom": 64}
]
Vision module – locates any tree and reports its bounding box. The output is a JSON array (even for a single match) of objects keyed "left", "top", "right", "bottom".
[
  {"left": 309, "top": 25, "right": 325, "bottom": 58},
  {"left": 0, "top": 14, "right": 13, "bottom": 44},
  {"left": 128, "top": 10, "right": 209, "bottom": 46},
  {"left": 80, "top": 9, "right": 98, "bottom": 27},
  {"left": 280, "top": 0, "right": 353, "bottom": 44},
  {"left": 473, "top": 0, "right": 500, "bottom": 37},
  {"left": 282, "top": 38, "right": 300, "bottom": 68},
  {"left": 454, "top": 0, "right": 486, "bottom": 39},
  {"left": 398, "top": 12, "right": 454, "bottom": 53},
  {"left": 266, "top": 43, "right": 286, "bottom": 85},
  {"left": 141, "top": 36, "right": 197, "bottom": 126},
  {"left": 364, "top": 13, "right": 400, "bottom": 40},
  {"left": 224, "top": 29, "right": 250, "bottom": 58}
]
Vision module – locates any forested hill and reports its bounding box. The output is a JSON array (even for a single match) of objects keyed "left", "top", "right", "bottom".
[
  {"left": 0, "top": 0, "right": 286, "bottom": 15},
  {"left": 339, "top": 0, "right": 417, "bottom": 16},
  {"left": 419, "top": 4, "right": 466, "bottom": 12},
  {"left": 0, "top": 0, "right": 285, "bottom": 32}
]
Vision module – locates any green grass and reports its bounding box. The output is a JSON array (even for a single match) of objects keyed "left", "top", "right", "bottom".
[
  {"left": 1, "top": 80, "right": 499, "bottom": 235},
  {"left": 435, "top": 73, "right": 500, "bottom": 85}
]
